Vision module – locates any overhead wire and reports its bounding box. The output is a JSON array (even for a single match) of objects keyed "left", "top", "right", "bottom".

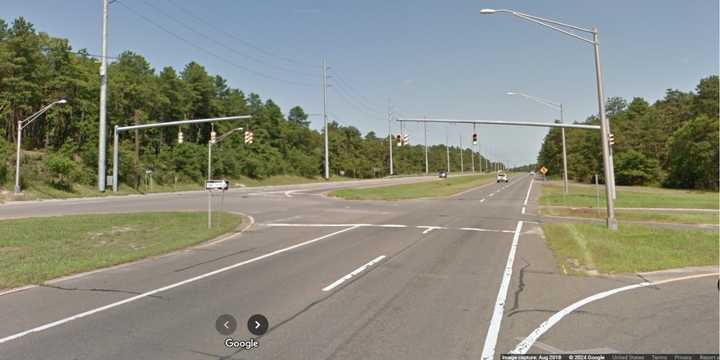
[
  {"left": 164, "top": 0, "right": 317, "bottom": 69},
  {"left": 116, "top": 0, "right": 316, "bottom": 87},
  {"left": 134, "top": 0, "right": 316, "bottom": 78}
]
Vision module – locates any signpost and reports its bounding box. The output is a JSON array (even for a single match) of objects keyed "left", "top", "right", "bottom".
[{"left": 205, "top": 180, "right": 229, "bottom": 228}]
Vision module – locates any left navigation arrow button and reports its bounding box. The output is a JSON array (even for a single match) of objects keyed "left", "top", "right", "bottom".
[{"left": 215, "top": 314, "right": 237, "bottom": 335}]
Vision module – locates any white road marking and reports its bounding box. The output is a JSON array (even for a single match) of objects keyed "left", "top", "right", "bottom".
[
  {"left": 488, "top": 193, "right": 495, "bottom": 197},
  {"left": 266, "top": 223, "right": 365, "bottom": 227},
  {"left": 266, "top": 223, "right": 515, "bottom": 234},
  {"left": 511, "top": 272, "right": 719, "bottom": 354},
  {"left": 523, "top": 178, "right": 534, "bottom": 206},
  {"left": 417, "top": 226, "right": 446, "bottom": 234},
  {"left": 0, "top": 225, "right": 360, "bottom": 345},
  {"left": 481, "top": 220, "right": 524, "bottom": 360},
  {"left": 521, "top": 206, "right": 526, "bottom": 214},
  {"left": 480, "top": 198, "right": 486, "bottom": 203},
  {"left": 322, "top": 255, "right": 386, "bottom": 292}
]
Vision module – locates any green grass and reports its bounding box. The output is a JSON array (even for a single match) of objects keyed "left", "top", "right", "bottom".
[
  {"left": 543, "top": 222, "right": 720, "bottom": 274},
  {"left": 540, "top": 181, "right": 719, "bottom": 209},
  {"left": 329, "top": 174, "right": 495, "bottom": 200},
  {"left": 0, "top": 212, "right": 243, "bottom": 289},
  {"left": 2, "top": 175, "right": 355, "bottom": 202},
  {"left": 540, "top": 207, "right": 719, "bottom": 225}
]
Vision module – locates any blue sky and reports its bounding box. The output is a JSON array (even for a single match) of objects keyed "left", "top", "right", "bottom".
[{"left": 3, "top": 0, "right": 718, "bottom": 166}]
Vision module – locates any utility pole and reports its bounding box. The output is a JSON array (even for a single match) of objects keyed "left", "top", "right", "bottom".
[
  {"left": 459, "top": 134, "right": 464, "bottom": 174},
  {"left": 445, "top": 125, "right": 450, "bottom": 173},
  {"left": 471, "top": 124, "right": 475, "bottom": 174},
  {"left": 424, "top": 121, "right": 428, "bottom": 175},
  {"left": 98, "top": 0, "right": 109, "bottom": 192},
  {"left": 388, "top": 98, "right": 393, "bottom": 176},
  {"left": 322, "top": 58, "right": 329, "bottom": 179}
]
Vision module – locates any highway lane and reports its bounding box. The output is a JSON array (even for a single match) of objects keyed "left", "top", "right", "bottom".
[{"left": 0, "top": 175, "right": 717, "bottom": 359}]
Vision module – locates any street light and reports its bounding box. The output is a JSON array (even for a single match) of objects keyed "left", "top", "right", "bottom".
[
  {"left": 506, "top": 91, "right": 569, "bottom": 194},
  {"left": 481, "top": 8, "right": 618, "bottom": 230},
  {"left": 15, "top": 99, "right": 67, "bottom": 194}
]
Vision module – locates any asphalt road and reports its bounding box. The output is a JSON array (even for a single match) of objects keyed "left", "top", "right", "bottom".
[{"left": 0, "top": 175, "right": 717, "bottom": 359}]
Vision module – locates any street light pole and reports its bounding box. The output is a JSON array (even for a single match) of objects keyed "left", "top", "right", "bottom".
[
  {"left": 424, "top": 121, "right": 429, "bottom": 175},
  {"left": 98, "top": 0, "right": 109, "bottom": 192},
  {"left": 482, "top": 8, "right": 617, "bottom": 230},
  {"left": 388, "top": 99, "right": 394, "bottom": 176},
  {"left": 445, "top": 125, "right": 450, "bottom": 173},
  {"left": 15, "top": 99, "right": 67, "bottom": 194},
  {"left": 506, "top": 91, "right": 569, "bottom": 193},
  {"left": 322, "top": 58, "right": 329, "bottom": 179}
]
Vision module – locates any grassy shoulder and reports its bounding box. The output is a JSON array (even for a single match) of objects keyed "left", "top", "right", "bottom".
[
  {"left": 540, "top": 207, "right": 719, "bottom": 225},
  {"left": 0, "top": 212, "right": 243, "bottom": 290},
  {"left": 543, "top": 222, "right": 719, "bottom": 274},
  {"left": 329, "top": 174, "right": 496, "bottom": 200},
  {"left": 539, "top": 181, "right": 719, "bottom": 209},
  {"left": 2, "top": 175, "right": 354, "bottom": 202}
]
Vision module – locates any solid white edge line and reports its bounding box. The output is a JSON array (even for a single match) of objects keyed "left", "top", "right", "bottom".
[
  {"left": 321, "top": 255, "right": 387, "bottom": 292},
  {"left": 481, "top": 220, "right": 524, "bottom": 360},
  {"left": 511, "top": 272, "right": 719, "bottom": 354},
  {"left": 0, "top": 225, "right": 360, "bottom": 345},
  {"left": 523, "top": 178, "right": 534, "bottom": 206}
]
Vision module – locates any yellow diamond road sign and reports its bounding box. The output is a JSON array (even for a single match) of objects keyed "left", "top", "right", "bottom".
[{"left": 539, "top": 166, "right": 548, "bottom": 175}]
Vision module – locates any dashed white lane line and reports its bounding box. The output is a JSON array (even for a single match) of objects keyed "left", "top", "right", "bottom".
[
  {"left": 523, "top": 178, "right": 534, "bottom": 206},
  {"left": 480, "top": 199, "right": 486, "bottom": 203},
  {"left": 488, "top": 193, "right": 495, "bottom": 197},
  {"left": 0, "top": 225, "right": 361, "bottom": 345},
  {"left": 322, "top": 255, "right": 386, "bottom": 292},
  {"left": 417, "top": 226, "right": 446, "bottom": 234},
  {"left": 511, "top": 272, "right": 719, "bottom": 354},
  {"left": 481, "top": 220, "right": 524, "bottom": 360},
  {"left": 521, "top": 206, "right": 526, "bottom": 214}
]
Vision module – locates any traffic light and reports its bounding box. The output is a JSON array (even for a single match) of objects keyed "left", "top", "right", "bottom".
[
  {"left": 210, "top": 131, "right": 216, "bottom": 144},
  {"left": 395, "top": 133, "right": 402, "bottom": 146},
  {"left": 472, "top": 133, "right": 478, "bottom": 145},
  {"left": 244, "top": 130, "right": 254, "bottom": 144},
  {"left": 178, "top": 130, "right": 184, "bottom": 144},
  {"left": 608, "top": 133, "right": 615, "bottom": 146},
  {"left": 402, "top": 133, "right": 409, "bottom": 146}
]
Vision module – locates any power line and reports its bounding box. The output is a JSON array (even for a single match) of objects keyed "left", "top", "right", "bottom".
[
  {"left": 330, "top": 84, "right": 385, "bottom": 120},
  {"left": 165, "top": 0, "right": 317, "bottom": 69},
  {"left": 135, "top": 0, "right": 316, "bottom": 78},
  {"left": 331, "top": 69, "right": 385, "bottom": 113},
  {"left": 116, "top": 1, "right": 315, "bottom": 87}
]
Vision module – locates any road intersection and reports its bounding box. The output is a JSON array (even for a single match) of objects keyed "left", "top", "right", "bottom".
[{"left": 0, "top": 176, "right": 716, "bottom": 359}]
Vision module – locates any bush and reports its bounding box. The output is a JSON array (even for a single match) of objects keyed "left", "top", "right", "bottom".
[
  {"left": 614, "top": 149, "right": 660, "bottom": 186},
  {"left": 44, "top": 153, "right": 79, "bottom": 189}
]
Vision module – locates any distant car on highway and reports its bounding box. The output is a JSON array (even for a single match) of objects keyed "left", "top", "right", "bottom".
[
  {"left": 496, "top": 172, "right": 509, "bottom": 183},
  {"left": 438, "top": 170, "right": 448, "bottom": 179},
  {"left": 529, "top": 171, "right": 535, "bottom": 176}
]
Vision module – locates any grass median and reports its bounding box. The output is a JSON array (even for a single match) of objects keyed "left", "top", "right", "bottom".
[
  {"left": 543, "top": 222, "right": 719, "bottom": 275},
  {"left": 329, "top": 174, "right": 496, "bottom": 200},
  {"left": 0, "top": 212, "right": 243, "bottom": 290}
]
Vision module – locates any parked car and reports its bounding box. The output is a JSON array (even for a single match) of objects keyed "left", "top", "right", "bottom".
[
  {"left": 438, "top": 170, "right": 448, "bottom": 179},
  {"left": 496, "top": 172, "right": 509, "bottom": 183}
]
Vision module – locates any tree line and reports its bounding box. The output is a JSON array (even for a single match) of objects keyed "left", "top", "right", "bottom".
[
  {"left": 537, "top": 75, "right": 719, "bottom": 191},
  {"left": 0, "top": 17, "right": 499, "bottom": 191}
]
